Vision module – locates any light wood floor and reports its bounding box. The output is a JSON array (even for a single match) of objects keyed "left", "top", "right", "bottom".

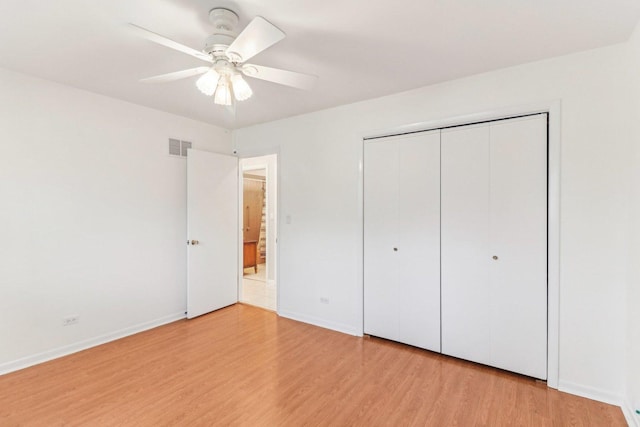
[{"left": 0, "top": 304, "right": 625, "bottom": 426}]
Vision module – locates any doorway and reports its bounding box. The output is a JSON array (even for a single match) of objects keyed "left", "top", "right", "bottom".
[{"left": 239, "top": 154, "right": 277, "bottom": 311}]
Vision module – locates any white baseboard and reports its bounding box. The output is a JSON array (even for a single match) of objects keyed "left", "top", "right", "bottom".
[
  {"left": 0, "top": 312, "right": 186, "bottom": 376},
  {"left": 278, "top": 309, "right": 362, "bottom": 337},
  {"left": 622, "top": 399, "right": 640, "bottom": 427},
  {"left": 558, "top": 380, "right": 623, "bottom": 406}
]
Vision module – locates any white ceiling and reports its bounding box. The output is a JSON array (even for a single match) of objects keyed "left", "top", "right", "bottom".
[{"left": 1, "top": 0, "right": 639, "bottom": 129}]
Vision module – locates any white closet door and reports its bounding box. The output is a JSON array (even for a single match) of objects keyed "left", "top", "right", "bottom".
[
  {"left": 441, "top": 124, "right": 492, "bottom": 365},
  {"left": 441, "top": 115, "right": 547, "bottom": 380},
  {"left": 397, "top": 132, "right": 441, "bottom": 350},
  {"left": 364, "top": 138, "right": 400, "bottom": 342},
  {"left": 489, "top": 115, "right": 547, "bottom": 379},
  {"left": 364, "top": 130, "right": 441, "bottom": 351}
]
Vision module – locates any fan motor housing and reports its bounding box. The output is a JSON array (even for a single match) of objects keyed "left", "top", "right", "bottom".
[{"left": 203, "top": 33, "right": 235, "bottom": 56}]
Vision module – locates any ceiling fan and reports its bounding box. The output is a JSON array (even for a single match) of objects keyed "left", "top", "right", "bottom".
[{"left": 130, "top": 8, "right": 317, "bottom": 106}]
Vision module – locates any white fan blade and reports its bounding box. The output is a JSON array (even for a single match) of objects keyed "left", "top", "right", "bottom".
[
  {"left": 225, "top": 17, "right": 285, "bottom": 62},
  {"left": 242, "top": 64, "right": 317, "bottom": 90},
  {"left": 140, "top": 67, "right": 210, "bottom": 83},
  {"left": 128, "top": 24, "right": 212, "bottom": 63}
]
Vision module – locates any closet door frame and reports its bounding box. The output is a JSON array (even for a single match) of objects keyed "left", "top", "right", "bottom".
[{"left": 358, "top": 100, "right": 561, "bottom": 389}]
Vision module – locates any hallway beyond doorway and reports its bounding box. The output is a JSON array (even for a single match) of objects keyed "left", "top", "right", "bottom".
[
  {"left": 242, "top": 263, "right": 275, "bottom": 311},
  {"left": 239, "top": 153, "right": 278, "bottom": 312}
]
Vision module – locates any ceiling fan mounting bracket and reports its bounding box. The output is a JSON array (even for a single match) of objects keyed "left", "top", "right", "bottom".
[
  {"left": 203, "top": 8, "right": 240, "bottom": 57},
  {"left": 208, "top": 8, "right": 239, "bottom": 33}
]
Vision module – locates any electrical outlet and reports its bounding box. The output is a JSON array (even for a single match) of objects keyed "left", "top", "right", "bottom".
[
  {"left": 62, "top": 315, "right": 79, "bottom": 326},
  {"left": 320, "top": 297, "right": 329, "bottom": 304}
]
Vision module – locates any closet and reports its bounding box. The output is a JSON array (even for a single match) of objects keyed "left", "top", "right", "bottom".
[{"left": 363, "top": 114, "right": 548, "bottom": 380}]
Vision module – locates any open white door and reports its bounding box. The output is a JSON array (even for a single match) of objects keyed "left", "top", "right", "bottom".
[{"left": 187, "top": 149, "right": 238, "bottom": 319}]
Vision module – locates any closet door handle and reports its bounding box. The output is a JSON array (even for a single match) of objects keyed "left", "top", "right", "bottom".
[
  {"left": 393, "top": 247, "right": 398, "bottom": 252},
  {"left": 492, "top": 255, "right": 498, "bottom": 260}
]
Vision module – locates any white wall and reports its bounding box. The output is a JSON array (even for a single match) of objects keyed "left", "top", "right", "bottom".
[
  {"left": 626, "top": 22, "right": 640, "bottom": 425},
  {"left": 0, "top": 67, "right": 231, "bottom": 373},
  {"left": 234, "top": 42, "right": 636, "bottom": 403}
]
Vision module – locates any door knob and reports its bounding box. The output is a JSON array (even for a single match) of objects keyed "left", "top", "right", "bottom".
[
  {"left": 492, "top": 255, "right": 498, "bottom": 260},
  {"left": 393, "top": 247, "right": 398, "bottom": 252},
  {"left": 190, "top": 240, "right": 200, "bottom": 246}
]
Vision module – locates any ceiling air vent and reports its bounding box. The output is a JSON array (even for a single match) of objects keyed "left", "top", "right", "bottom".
[{"left": 169, "top": 139, "right": 192, "bottom": 158}]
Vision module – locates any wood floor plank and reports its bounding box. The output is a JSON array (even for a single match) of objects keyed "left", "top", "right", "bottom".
[{"left": 0, "top": 304, "right": 626, "bottom": 426}]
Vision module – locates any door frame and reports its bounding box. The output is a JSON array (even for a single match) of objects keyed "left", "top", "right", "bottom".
[
  {"left": 359, "top": 100, "right": 561, "bottom": 389},
  {"left": 236, "top": 149, "right": 280, "bottom": 313}
]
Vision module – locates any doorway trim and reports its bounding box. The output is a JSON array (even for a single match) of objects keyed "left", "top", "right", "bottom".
[{"left": 359, "top": 100, "right": 561, "bottom": 389}]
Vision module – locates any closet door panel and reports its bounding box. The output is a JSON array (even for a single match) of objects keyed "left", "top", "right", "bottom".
[
  {"left": 364, "top": 130, "right": 441, "bottom": 351},
  {"left": 364, "top": 139, "right": 400, "bottom": 341},
  {"left": 441, "top": 124, "right": 491, "bottom": 365},
  {"left": 397, "top": 131, "right": 441, "bottom": 351},
  {"left": 489, "top": 116, "right": 547, "bottom": 379}
]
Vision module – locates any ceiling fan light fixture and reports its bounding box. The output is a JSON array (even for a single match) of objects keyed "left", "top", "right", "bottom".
[
  {"left": 231, "top": 74, "right": 252, "bottom": 101},
  {"left": 196, "top": 69, "right": 220, "bottom": 96},
  {"left": 133, "top": 8, "right": 318, "bottom": 109},
  {"left": 213, "top": 75, "right": 233, "bottom": 106}
]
